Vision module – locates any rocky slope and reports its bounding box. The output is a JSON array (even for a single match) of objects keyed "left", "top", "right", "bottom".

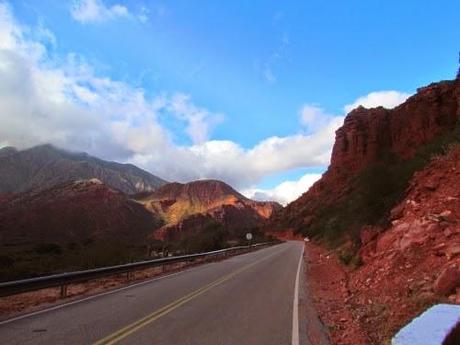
[
  {"left": 273, "top": 79, "right": 460, "bottom": 243},
  {"left": 137, "top": 180, "right": 281, "bottom": 241},
  {"left": 346, "top": 145, "right": 460, "bottom": 343},
  {"left": 306, "top": 145, "right": 460, "bottom": 344},
  {"left": 0, "top": 144, "right": 167, "bottom": 195},
  {"left": 0, "top": 179, "right": 163, "bottom": 246}
]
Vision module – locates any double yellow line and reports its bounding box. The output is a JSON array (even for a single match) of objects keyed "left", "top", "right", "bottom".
[{"left": 94, "top": 248, "right": 281, "bottom": 345}]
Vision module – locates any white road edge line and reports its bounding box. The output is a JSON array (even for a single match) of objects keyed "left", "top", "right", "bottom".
[
  {"left": 0, "top": 244, "right": 282, "bottom": 326},
  {"left": 292, "top": 243, "right": 304, "bottom": 345}
]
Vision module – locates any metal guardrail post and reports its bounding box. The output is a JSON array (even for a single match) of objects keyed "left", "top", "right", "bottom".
[{"left": 60, "top": 284, "right": 67, "bottom": 298}]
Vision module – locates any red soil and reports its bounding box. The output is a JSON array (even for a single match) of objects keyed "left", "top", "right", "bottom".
[{"left": 304, "top": 241, "right": 369, "bottom": 344}]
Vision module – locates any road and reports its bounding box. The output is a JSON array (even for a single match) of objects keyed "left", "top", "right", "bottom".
[{"left": 0, "top": 241, "right": 307, "bottom": 345}]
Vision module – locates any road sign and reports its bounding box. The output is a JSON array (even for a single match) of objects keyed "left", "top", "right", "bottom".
[{"left": 246, "top": 233, "right": 253, "bottom": 241}]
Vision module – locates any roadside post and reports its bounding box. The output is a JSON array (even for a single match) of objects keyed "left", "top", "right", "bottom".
[{"left": 246, "top": 232, "right": 253, "bottom": 251}]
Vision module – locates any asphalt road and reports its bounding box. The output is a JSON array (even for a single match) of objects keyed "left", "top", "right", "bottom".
[{"left": 0, "top": 241, "right": 307, "bottom": 345}]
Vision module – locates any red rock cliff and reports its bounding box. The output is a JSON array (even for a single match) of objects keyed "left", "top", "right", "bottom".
[{"left": 274, "top": 79, "right": 460, "bottom": 232}]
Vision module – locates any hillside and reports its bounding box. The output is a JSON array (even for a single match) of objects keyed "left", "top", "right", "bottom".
[
  {"left": 272, "top": 78, "right": 460, "bottom": 245},
  {"left": 348, "top": 145, "right": 460, "bottom": 342},
  {"left": 0, "top": 179, "right": 163, "bottom": 280},
  {"left": 305, "top": 145, "right": 460, "bottom": 344},
  {"left": 137, "top": 180, "right": 281, "bottom": 242},
  {"left": 0, "top": 179, "right": 163, "bottom": 246},
  {"left": 0, "top": 144, "right": 167, "bottom": 195}
]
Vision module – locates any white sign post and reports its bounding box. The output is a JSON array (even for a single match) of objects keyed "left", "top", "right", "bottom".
[{"left": 246, "top": 233, "right": 253, "bottom": 241}]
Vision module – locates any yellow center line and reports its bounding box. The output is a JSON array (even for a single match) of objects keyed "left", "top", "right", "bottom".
[{"left": 93, "top": 247, "right": 283, "bottom": 345}]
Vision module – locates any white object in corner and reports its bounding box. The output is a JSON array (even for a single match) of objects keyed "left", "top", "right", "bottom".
[{"left": 392, "top": 304, "right": 460, "bottom": 345}]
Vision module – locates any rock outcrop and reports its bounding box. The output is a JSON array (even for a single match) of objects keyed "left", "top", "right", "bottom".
[{"left": 274, "top": 79, "right": 460, "bottom": 237}]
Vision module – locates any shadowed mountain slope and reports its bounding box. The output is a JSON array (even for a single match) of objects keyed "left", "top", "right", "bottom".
[
  {"left": 0, "top": 144, "right": 167, "bottom": 195},
  {"left": 0, "top": 179, "right": 163, "bottom": 246}
]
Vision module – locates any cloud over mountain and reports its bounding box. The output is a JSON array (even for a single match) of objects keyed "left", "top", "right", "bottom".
[
  {"left": 0, "top": 2, "right": 411, "bottom": 204},
  {"left": 344, "top": 90, "right": 410, "bottom": 113}
]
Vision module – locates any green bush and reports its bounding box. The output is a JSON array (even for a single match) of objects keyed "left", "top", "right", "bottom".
[{"left": 177, "top": 222, "right": 227, "bottom": 254}]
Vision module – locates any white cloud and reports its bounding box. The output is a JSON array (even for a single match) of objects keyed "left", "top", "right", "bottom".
[
  {"left": 137, "top": 6, "right": 149, "bottom": 23},
  {"left": 243, "top": 173, "right": 322, "bottom": 205},
  {"left": 0, "top": 2, "right": 341, "bottom": 193},
  {"left": 344, "top": 90, "right": 411, "bottom": 113},
  {"left": 167, "top": 93, "right": 224, "bottom": 144},
  {"left": 259, "top": 32, "right": 290, "bottom": 84},
  {"left": 299, "top": 104, "right": 339, "bottom": 133},
  {"left": 128, "top": 116, "right": 343, "bottom": 189},
  {"left": 0, "top": 3, "right": 412, "bottom": 204},
  {"left": 263, "top": 64, "right": 277, "bottom": 84},
  {"left": 70, "top": 0, "right": 144, "bottom": 23},
  {"left": 300, "top": 104, "right": 322, "bottom": 126}
]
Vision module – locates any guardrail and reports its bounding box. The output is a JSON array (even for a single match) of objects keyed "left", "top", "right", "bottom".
[{"left": 0, "top": 242, "right": 272, "bottom": 298}]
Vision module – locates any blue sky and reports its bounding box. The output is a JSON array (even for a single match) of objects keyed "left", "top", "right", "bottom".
[{"left": 1, "top": 0, "right": 459, "bottom": 204}]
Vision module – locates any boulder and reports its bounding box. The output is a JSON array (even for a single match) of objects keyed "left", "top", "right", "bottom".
[{"left": 434, "top": 262, "right": 460, "bottom": 296}]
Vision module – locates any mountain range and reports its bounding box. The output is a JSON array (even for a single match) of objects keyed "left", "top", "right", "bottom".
[
  {"left": 0, "top": 145, "right": 280, "bottom": 269},
  {"left": 0, "top": 144, "right": 167, "bottom": 195}
]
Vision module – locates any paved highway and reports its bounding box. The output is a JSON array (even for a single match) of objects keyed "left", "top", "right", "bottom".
[{"left": 0, "top": 241, "right": 307, "bottom": 345}]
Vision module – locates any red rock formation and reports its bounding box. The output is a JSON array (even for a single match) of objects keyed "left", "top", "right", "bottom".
[
  {"left": 137, "top": 180, "right": 281, "bottom": 241},
  {"left": 346, "top": 145, "right": 460, "bottom": 342},
  {"left": 304, "top": 145, "right": 460, "bottom": 344},
  {"left": 275, "top": 79, "right": 460, "bottom": 233}
]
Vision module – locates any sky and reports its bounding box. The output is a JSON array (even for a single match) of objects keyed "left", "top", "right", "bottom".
[{"left": 0, "top": 0, "right": 459, "bottom": 205}]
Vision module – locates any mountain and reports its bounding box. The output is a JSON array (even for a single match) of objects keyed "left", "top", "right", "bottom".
[
  {"left": 137, "top": 179, "right": 282, "bottom": 241},
  {"left": 0, "top": 146, "right": 18, "bottom": 158},
  {"left": 337, "top": 140, "right": 460, "bottom": 343},
  {"left": 271, "top": 78, "right": 460, "bottom": 244},
  {"left": 0, "top": 144, "right": 167, "bottom": 195},
  {"left": 0, "top": 179, "right": 163, "bottom": 247}
]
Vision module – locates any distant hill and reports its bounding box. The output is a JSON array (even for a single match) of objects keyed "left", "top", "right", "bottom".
[
  {"left": 0, "top": 144, "right": 167, "bottom": 194},
  {"left": 137, "top": 179, "right": 282, "bottom": 241}
]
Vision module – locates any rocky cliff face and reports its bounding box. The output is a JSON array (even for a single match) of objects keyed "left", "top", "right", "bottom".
[
  {"left": 274, "top": 79, "right": 460, "bottom": 238},
  {"left": 138, "top": 180, "right": 281, "bottom": 241},
  {"left": 331, "top": 80, "right": 460, "bottom": 172},
  {"left": 0, "top": 144, "right": 167, "bottom": 195},
  {"left": 0, "top": 179, "right": 163, "bottom": 246},
  {"left": 345, "top": 145, "right": 460, "bottom": 343}
]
